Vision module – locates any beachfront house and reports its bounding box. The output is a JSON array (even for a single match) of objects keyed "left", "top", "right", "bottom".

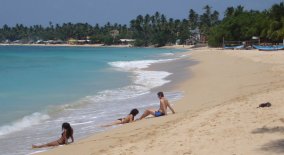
[
  {"left": 67, "top": 38, "right": 91, "bottom": 45},
  {"left": 67, "top": 38, "right": 77, "bottom": 45},
  {"left": 110, "top": 30, "right": 119, "bottom": 38},
  {"left": 77, "top": 39, "right": 91, "bottom": 44},
  {"left": 4, "top": 39, "right": 10, "bottom": 44},
  {"left": 119, "top": 39, "right": 135, "bottom": 46},
  {"left": 45, "top": 40, "right": 64, "bottom": 44},
  {"left": 187, "top": 28, "right": 208, "bottom": 45},
  {"left": 175, "top": 39, "right": 181, "bottom": 45},
  {"left": 36, "top": 40, "right": 44, "bottom": 44}
]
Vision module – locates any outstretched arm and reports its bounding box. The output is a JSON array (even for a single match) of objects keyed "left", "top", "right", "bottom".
[
  {"left": 167, "top": 102, "right": 175, "bottom": 114},
  {"left": 128, "top": 115, "right": 134, "bottom": 123},
  {"left": 70, "top": 135, "right": 74, "bottom": 143},
  {"left": 101, "top": 120, "right": 122, "bottom": 127}
]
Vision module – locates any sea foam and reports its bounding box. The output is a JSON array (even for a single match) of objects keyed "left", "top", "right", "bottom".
[
  {"left": 0, "top": 112, "right": 50, "bottom": 137},
  {"left": 0, "top": 57, "right": 175, "bottom": 138},
  {"left": 109, "top": 59, "right": 174, "bottom": 90},
  {"left": 109, "top": 59, "right": 174, "bottom": 70}
]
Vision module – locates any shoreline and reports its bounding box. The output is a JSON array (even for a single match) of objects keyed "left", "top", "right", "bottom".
[
  {"left": 2, "top": 46, "right": 184, "bottom": 155},
  {"left": 40, "top": 47, "right": 284, "bottom": 155},
  {"left": 0, "top": 43, "right": 132, "bottom": 48},
  {"left": 0, "top": 43, "right": 196, "bottom": 49}
]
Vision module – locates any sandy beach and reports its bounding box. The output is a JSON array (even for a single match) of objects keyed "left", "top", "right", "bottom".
[{"left": 39, "top": 47, "right": 284, "bottom": 155}]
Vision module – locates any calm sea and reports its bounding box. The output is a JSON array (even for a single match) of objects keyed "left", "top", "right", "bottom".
[{"left": 0, "top": 46, "right": 185, "bottom": 155}]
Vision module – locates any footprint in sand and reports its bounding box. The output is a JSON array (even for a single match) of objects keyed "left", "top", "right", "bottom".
[
  {"left": 119, "top": 152, "right": 127, "bottom": 155},
  {"left": 172, "top": 132, "right": 178, "bottom": 136},
  {"left": 129, "top": 146, "right": 137, "bottom": 150},
  {"left": 98, "top": 149, "right": 107, "bottom": 153},
  {"left": 200, "top": 122, "right": 207, "bottom": 127}
]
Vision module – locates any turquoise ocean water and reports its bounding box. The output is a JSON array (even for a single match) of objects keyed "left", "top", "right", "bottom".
[{"left": 0, "top": 46, "right": 185, "bottom": 155}]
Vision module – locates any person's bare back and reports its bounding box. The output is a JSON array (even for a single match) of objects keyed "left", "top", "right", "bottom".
[
  {"left": 159, "top": 97, "right": 175, "bottom": 115},
  {"left": 139, "top": 92, "right": 175, "bottom": 120}
]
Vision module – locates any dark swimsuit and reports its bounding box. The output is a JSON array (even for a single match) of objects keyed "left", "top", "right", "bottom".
[
  {"left": 118, "top": 115, "right": 134, "bottom": 123},
  {"left": 154, "top": 111, "right": 165, "bottom": 117},
  {"left": 57, "top": 132, "right": 66, "bottom": 145},
  {"left": 57, "top": 140, "right": 65, "bottom": 145}
]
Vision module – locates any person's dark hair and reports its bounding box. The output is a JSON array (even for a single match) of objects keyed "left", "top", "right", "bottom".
[
  {"left": 62, "top": 122, "right": 73, "bottom": 139},
  {"left": 129, "top": 109, "right": 139, "bottom": 117},
  {"left": 157, "top": 92, "right": 164, "bottom": 97}
]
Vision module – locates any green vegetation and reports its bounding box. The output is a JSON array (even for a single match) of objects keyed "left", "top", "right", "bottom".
[
  {"left": 208, "top": 3, "right": 284, "bottom": 47},
  {"left": 0, "top": 22, "right": 132, "bottom": 45},
  {"left": 0, "top": 2, "right": 283, "bottom": 47}
]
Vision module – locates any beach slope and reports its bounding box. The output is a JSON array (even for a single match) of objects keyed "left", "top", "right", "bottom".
[{"left": 40, "top": 48, "right": 284, "bottom": 155}]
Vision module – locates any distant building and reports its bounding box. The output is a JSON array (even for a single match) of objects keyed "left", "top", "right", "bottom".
[
  {"left": 110, "top": 30, "right": 119, "bottom": 38},
  {"left": 120, "top": 39, "right": 135, "bottom": 42},
  {"left": 4, "top": 39, "right": 10, "bottom": 43},
  {"left": 36, "top": 40, "right": 44, "bottom": 44},
  {"left": 119, "top": 39, "right": 135, "bottom": 46},
  {"left": 187, "top": 28, "right": 208, "bottom": 45},
  {"left": 67, "top": 38, "right": 77, "bottom": 44},
  {"left": 175, "top": 39, "right": 181, "bottom": 45},
  {"left": 13, "top": 40, "right": 21, "bottom": 44},
  {"left": 67, "top": 38, "right": 91, "bottom": 45},
  {"left": 77, "top": 39, "right": 91, "bottom": 44}
]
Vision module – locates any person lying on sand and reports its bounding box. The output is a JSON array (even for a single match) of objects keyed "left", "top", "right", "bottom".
[
  {"left": 32, "top": 122, "right": 74, "bottom": 148},
  {"left": 138, "top": 92, "right": 175, "bottom": 120},
  {"left": 102, "top": 109, "right": 139, "bottom": 127}
]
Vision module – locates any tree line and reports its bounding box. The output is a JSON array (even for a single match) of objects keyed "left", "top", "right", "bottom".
[
  {"left": 0, "top": 22, "right": 132, "bottom": 45},
  {"left": 0, "top": 2, "right": 283, "bottom": 47},
  {"left": 208, "top": 2, "right": 284, "bottom": 46}
]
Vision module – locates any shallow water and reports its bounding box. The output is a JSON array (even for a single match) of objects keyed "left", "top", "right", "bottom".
[{"left": 0, "top": 46, "right": 186, "bottom": 155}]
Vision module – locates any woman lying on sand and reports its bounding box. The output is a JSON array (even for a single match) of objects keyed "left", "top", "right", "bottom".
[
  {"left": 32, "top": 122, "right": 74, "bottom": 148},
  {"left": 102, "top": 109, "right": 139, "bottom": 127}
]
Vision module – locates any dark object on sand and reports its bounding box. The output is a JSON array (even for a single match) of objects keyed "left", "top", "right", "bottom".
[{"left": 257, "top": 102, "right": 272, "bottom": 108}]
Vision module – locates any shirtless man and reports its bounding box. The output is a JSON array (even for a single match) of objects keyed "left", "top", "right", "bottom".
[{"left": 138, "top": 92, "right": 175, "bottom": 120}]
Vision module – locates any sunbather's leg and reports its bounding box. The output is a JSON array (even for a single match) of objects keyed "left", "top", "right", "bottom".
[
  {"left": 102, "top": 120, "right": 122, "bottom": 127},
  {"left": 138, "top": 109, "right": 155, "bottom": 120},
  {"left": 32, "top": 141, "right": 59, "bottom": 148}
]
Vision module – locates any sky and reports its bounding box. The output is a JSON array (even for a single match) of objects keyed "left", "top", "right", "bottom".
[{"left": 0, "top": 0, "right": 283, "bottom": 27}]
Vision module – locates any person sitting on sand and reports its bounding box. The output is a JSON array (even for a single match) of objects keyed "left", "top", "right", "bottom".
[
  {"left": 32, "top": 122, "right": 74, "bottom": 148},
  {"left": 138, "top": 92, "right": 175, "bottom": 120},
  {"left": 102, "top": 109, "right": 139, "bottom": 127}
]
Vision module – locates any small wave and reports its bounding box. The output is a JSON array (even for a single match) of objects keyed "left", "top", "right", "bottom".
[
  {"left": 161, "top": 53, "right": 175, "bottom": 56},
  {"left": 108, "top": 59, "right": 174, "bottom": 71},
  {"left": 133, "top": 70, "right": 172, "bottom": 88},
  {"left": 104, "top": 59, "right": 176, "bottom": 105},
  {"left": 109, "top": 59, "right": 174, "bottom": 88},
  {"left": 179, "top": 54, "right": 189, "bottom": 58},
  {"left": 0, "top": 112, "right": 50, "bottom": 137},
  {"left": 29, "top": 150, "right": 48, "bottom": 155},
  {"left": 71, "top": 121, "right": 94, "bottom": 126},
  {"left": 87, "top": 85, "right": 150, "bottom": 103}
]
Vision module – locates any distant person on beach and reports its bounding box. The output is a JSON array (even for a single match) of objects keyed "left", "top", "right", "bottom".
[
  {"left": 32, "top": 122, "right": 74, "bottom": 148},
  {"left": 102, "top": 109, "right": 139, "bottom": 127},
  {"left": 138, "top": 92, "right": 175, "bottom": 120}
]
